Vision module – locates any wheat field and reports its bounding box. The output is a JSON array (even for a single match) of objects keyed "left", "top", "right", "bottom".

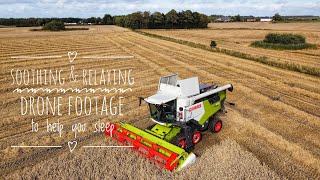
[
  {"left": 143, "top": 22, "right": 320, "bottom": 69},
  {"left": 0, "top": 25, "right": 320, "bottom": 179}
]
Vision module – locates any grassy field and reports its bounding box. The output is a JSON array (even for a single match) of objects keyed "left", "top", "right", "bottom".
[{"left": 1, "top": 25, "right": 320, "bottom": 179}]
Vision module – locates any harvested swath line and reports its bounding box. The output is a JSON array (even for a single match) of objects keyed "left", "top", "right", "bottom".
[
  {"left": 10, "top": 55, "right": 62, "bottom": 59},
  {"left": 120, "top": 36, "right": 320, "bottom": 143},
  {"left": 1, "top": 25, "right": 319, "bottom": 179},
  {"left": 110, "top": 32, "right": 320, "bottom": 175},
  {"left": 0, "top": 47, "right": 124, "bottom": 60},
  {"left": 115, "top": 32, "right": 320, "bottom": 112},
  {"left": 82, "top": 55, "right": 134, "bottom": 59},
  {"left": 117, "top": 32, "right": 320, "bottom": 115},
  {"left": 0, "top": 40, "right": 120, "bottom": 59},
  {"left": 227, "top": 86, "right": 320, "bottom": 157},
  {"left": 106, "top": 37, "right": 172, "bottom": 76},
  {"left": 5, "top": 140, "right": 281, "bottom": 179},
  {"left": 115, "top": 34, "right": 318, "bottom": 125},
  {"left": 124, "top": 32, "right": 320, "bottom": 109},
  {"left": 226, "top": 109, "right": 320, "bottom": 177},
  {"left": 127, "top": 38, "right": 320, "bottom": 136},
  {"left": 138, "top": 30, "right": 320, "bottom": 76},
  {"left": 142, "top": 28, "right": 320, "bottom": 61},
  {"left": 124, "top": 31, "right": 320, "bottom": 90}
]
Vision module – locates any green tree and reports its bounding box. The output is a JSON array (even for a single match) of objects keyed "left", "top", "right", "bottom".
[
  {"left": 86, "top": 17, "right": 96, "bottom": 24},
  {"left": 112, "top": 9, "right": 208, "bottom": 29},
  {"left": 165, "top": 9, "right": 178, "bottom": 28},
  {"left": 198, "top": 14, "right": 209, "bottom": 28},
  {"left": 36, "top": 19, "right": 45, "bottom": 26},
  {"left": 151, "top": 12, "right": 165, "bottom": 28},
  {"left": 142, "top": 11, "right": 151, "bottom": 28},
  {"left": 95, "top": 17, "right": 101, "bottom": 24},
  {"left": 184, "top": 10, "right": 195, "bottom": 25},
  {"left": 114, "top": 16, "right": 125, "bottom": 27},
  {"left": 177, "top": 11, "right": 187, "bottom": 28},
  {"left": 42, "top": 20, "right": 65, "bottom": 31},
  {"left": 127, "top": 12, "right": 143, "bottom": 29},
  {"left": 232, "top": 14, "right": 241, "bottom": 22},
  {"left": 272, "top": 13, "right": 283, "bottom": 21},
  {"left": 102, "top": 14, "right": 113, "bottom": 25}
]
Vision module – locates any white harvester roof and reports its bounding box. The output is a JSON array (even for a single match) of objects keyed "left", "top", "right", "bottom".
[
  {"left": 145, "top": 91, "right": 178, "bottom": 104},
  {"left": 144, "top": 74, "right": 200, "bottom": 104}
]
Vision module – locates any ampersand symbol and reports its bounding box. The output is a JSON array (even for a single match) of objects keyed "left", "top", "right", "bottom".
[{"left": 69, "top": 66, "right": 78, "bottom": 82}]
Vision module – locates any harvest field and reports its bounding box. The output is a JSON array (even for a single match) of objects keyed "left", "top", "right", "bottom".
[
  {"left": 142, "top": 22, "right": 320, "bottom": 71},
  {"left": 0, "top": 25, "right": 320, "bottom": 179}
]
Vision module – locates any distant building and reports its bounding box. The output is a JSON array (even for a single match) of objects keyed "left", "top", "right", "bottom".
[
  {"left": 260, "top": 18, "right": 272, "bottom": 22},
  {"left": 64, "top": 22, "right": 77, "bottom": 25},
  {"left": 215, "top": 16, "right": 231, "bottom": 22},
  {"left": 241, "top": 16, "right": 257, "bottom": 22},
  {"left": 246, "top": 18, "right": 256, "bottom": 22}
]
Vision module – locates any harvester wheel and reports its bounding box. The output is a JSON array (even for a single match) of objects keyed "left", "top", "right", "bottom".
[
  {"left": 178, "top": 139, "right": 186, "bottom": 148},
  {"left": 171, "top": 134, "right": 186, "bottom": 149},
  {"left": 192, "top": 131, "right": 202, "bottom": 144},
  {"left": 209, "top": 118, "right": 222, "bottom": 133}
]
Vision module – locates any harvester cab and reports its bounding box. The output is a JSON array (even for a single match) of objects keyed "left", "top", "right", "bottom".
[{"left": 105, "top": 74, "right": 233, "bottom": 171}]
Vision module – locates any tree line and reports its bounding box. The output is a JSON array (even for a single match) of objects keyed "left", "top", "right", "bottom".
[
  {"left": 114, "top": 10, "right": 208, "bottom": 29},
  {"left": 0, "top": 9, "right": 208, "bottom": 29},
  {"left": 0, "top": 14, "right": 114, "bottom": 27}
]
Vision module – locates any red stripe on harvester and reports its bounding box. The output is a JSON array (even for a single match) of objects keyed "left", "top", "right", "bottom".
[{"left": 105, "top": 123, "right": 179, "bottom": 171}]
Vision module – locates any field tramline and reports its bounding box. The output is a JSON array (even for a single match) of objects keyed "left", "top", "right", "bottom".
[{"left": 0, "top": 24, "right": 319, "bottom": 179}]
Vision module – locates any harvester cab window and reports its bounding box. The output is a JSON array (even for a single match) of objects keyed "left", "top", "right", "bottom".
[
  {"left": 149, "top": 100, "right": 176, "bottom": 123},
  {"left": 163, "top": 100, "right": 176, "bottom": 121}
]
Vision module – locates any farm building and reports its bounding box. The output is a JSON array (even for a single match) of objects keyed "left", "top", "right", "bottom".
[
  {"left": 260, "top": 18, "right": 272, "bottom": 22},
  {"left": 241, "top": 16, "right": 257, "bottom": 22},
  {"left": 215, "top": 16, "right": 231, "bottom": 22},
  {"left": 64, "top": 22, "right": 77, "bottom": 25}
]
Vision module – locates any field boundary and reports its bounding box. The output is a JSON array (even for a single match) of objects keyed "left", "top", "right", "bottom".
[{"left": 135, "top": 30, "right": 320, "bottom": 77}]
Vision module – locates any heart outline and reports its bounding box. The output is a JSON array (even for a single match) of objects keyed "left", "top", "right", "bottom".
[
  {"left": 68, "top": 51, "right": 77, "bottom": 63},
  {"left": 68, "top": 141, "right": 77, "bottom": 152}
]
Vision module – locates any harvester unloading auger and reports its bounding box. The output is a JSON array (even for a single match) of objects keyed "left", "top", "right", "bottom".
[{"left": 105, "top": 74, "right": 233, "bottom": 171}]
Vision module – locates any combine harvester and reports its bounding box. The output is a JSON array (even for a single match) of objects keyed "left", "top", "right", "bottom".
[{"left": 105, "top": 74, "right": 233, "bottom": 171}]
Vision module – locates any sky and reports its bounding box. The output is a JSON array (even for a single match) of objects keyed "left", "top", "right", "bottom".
[{"left": 0, "top": 0, "right": 319, "bottom": 18}]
